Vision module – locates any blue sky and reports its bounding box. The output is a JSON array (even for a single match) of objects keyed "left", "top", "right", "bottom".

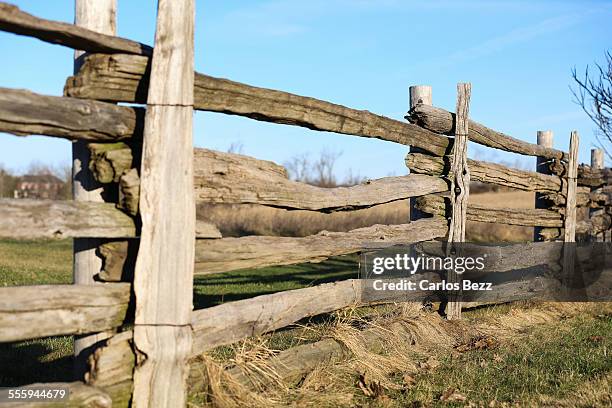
[{"left": 0, "top": 0, "right": 611, "bottom": 179}]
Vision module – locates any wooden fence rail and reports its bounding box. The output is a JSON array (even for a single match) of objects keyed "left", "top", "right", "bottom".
[
  {"left": 96, "top": 217, "right": 448, "bottom": 277},
  {"left": 65, "top": 54, "right": 453, "bottom": 155},
  {"left": 1, "top": 2, "right": 611, "bottom": 407},
  {"left": 406, "top": 103, "right": 567, "bottom": 161},
  {"left": 0, "top": 2, "right": 151, "bottom": 55},
  {"left": 0, "top": 87, "right": 142, "bottom": 142},
  {"left": 0, "top": 284, "right": 130, "bottom": 342},
  {"left": 90, "top": 146, "right": 450, "bottom": 212}
]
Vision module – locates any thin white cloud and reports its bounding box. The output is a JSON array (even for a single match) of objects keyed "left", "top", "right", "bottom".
[
  {"left": 522, "top": 110, "right": 586, "bottom": 127},
  {"left": 409, "top": 5, "right": 608, "bottom": 71},
  {"left": 443, "top": 13, "right": 591, "bottom": 66}
]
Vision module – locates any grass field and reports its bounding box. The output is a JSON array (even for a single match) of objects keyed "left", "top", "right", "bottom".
[
  {"left": 1, "top": 190, "right": 610, "bottom": 406},
  {"left": 0, "top": 239, "right": 357, "bottom": 387}
]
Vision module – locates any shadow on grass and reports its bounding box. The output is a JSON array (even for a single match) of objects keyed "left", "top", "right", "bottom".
[
  {"left": 193, "top": 256, "right": 358, "bottom": 309},
  {"left": 0, "top": 336, "right": 74, "bottom": 387}
]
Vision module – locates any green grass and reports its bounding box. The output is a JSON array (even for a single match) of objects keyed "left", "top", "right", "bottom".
[
  {"left": 2, "top": 239, "right": 611, "bottom": 408},
  {"left": 0, "top": 239, "right": 357, "bottom": 387},
  {"left": 0, "top": 239, "right": 73, "bottom": 286},
  {"left": 389, "top": 313, "right": 612, "bottom": 407},
  {"left": 193, "top": 256, "right": 356, "bottom": 308}
]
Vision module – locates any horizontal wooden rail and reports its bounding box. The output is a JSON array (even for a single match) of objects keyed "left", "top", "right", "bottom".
[
  {"left": 92, "top": 144, "right": 449, "bottom": 211},
  {"left": 65, "top": 54, "right": 453, "bottom": 156},
  {"left": 196, "top": 217, "right": 447, "bottom": 274},
  {"left": 192, "top": 241, "right": 569, "bottom": 352},
  {"left": 83, "top": 278, "right": 433, "bottom": 402},
  {"left": 0, "top": 2, "right": 151, "bottom": 55},
  {"left": 0, "top": 283, "right": 130, "bottom": 342},
  {"left": 416, "top": 195, "right": 563, "bottom": 227},
  {"left": 99, "top": 217, "right": 448, "bottom": 276},
  {"left": 0, "top": 198, "right": 221, "bottom": 240},
  {"left": 81, "top": 250, "right": 588, "bottom": 401},
  {"left": 0, "top": 87, "right": 142, "bottom": 142},
  {"left": 0, "top": 199, "right": 137, "bottom": 239},
  {"left": 224, "top": 275, "right": 562, "bottom": 390},
  {"left": 407, "top": 152, "right": 562, "bottom": 193},
  {"left": 190, "top": 278, "right": 430, "bottom": 354},
  {"left": 194, "top": 151, "right": 448, "bottom": 211},
  {"left": 578, "top": 163, "right": 612, "bottom": 188},
  {"left": 0, "top": 382, "right": 112, "bottom": 407},
  {"left": 407, "top": 104, "right": 567, "bottom": 161}
]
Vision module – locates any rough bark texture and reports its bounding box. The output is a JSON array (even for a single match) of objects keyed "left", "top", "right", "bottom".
[
  {"left": 85, "top": 332, "right": 134, "bottom": 408},
  {"left": 0, "top": 2, "right": 151, "bottom": 55},
  {"left": 72, "top": 0, "right": 119, "bottom": 383},
  {"left": 97, "top": 218, "right": 447, "bottom": 276},
  {"left": 191, "top": 280, "right": 362, "bottom": 354},
  {"left": 193, "top": 217, "right": 448, "bottom": 274},
  {"left": 406, "top": 152, "right": 562, "bottom": 193},
  {"left": 89, "top": 145, "right": 449, "bottom": 211},
  {"left": 445, "top": 83, "right": 471, "bottom": 320},
  {"left": 194, "top": 149, "right": 449, "bottom": 211},
  {"left": 0, "top": 382, "right": 113, "bottom": 408},
  {"left": 0, "top": 283, "right": 130, "bottom": 342},
  {"left": 534, "top": 130, "right": 555, "bottom": 242},
  {"left": 65, "top": 53, "right": 453, "bottom": 156},
  {"left": 564, "top": 132, "right": 580, "bottom": 242},
  {"left": 416, "top": 195, "right": 563, "bottom": 227},
  {"left": 88, "top": 142, "right": 134, "bottom": 183},
  {"left": 117, "top": 168, "right": 140, "bottom": 216},
  {"left": 0, "top": 199, "right": 136, "bottom": 239},
  {"left": 131, "top": 1, "right": 195, "bottom": 407},
  {"left": 577, "top": 164, "right": 612, "bottom": 188},
  {"left": 406, "top": 104, "right": 567, "bottom": 161},
  {"left": 0, "top": 87, "right": 142, "bottom": 141}
]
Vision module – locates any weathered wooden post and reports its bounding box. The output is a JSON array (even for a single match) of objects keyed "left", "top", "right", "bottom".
[
  {"left": 564, "top": 132, "right": 580, "bottom": 242},
  {"left": 131, "top": 0, "right": 195, "bottom": 406},
  {"left": 73, "top": 0, "right": 117, "bottom": 378},
  {"left": 534, "top": 130, "right": 554, "bottom": 241},
  {"left": 591, "top": 148, "right": 605, "bottom": 241},
  {"left": 409, "top": 85, "right": 432, "bottom": 222},
  {"left": 446, "top": 83, "right": 471, "bottom": 320},
  {"left": 563, "top": 132, "right": 579, "bottom": 299}
]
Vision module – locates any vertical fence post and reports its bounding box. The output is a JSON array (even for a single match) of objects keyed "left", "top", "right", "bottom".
[
  {"left": 534, "top": 130, "right": 554, "bottom": 241},
  {"left": 73, "top": 0, "right": 117, "bottom": 379},
  {"left": 563, "top": 132, "right": 579, "bottom": 298},
  {"left": 591, "top": 148, "right": 605, "bottom": 241},
  {"left": 131, "top": 0, "right": 195, "bottom": 406},
  {"left": 564, "top": 132, "right": 580, "bottom": 242},
  {"left": 409, "top": 85, "right": 432, "bottom": 222},
  {"left": 446, "top": 83, "right": 471, "bottom": 320}
]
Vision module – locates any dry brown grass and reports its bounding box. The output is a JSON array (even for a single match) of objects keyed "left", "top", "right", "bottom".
[
  {"left": 198, "top": 190, "right": 537, "bottom": 242},
  {"left": 190, "top": 301, "right": 611, "bottom": 407},
  {"left": 197, "top": 200, "right": 410, "bottom": 237},
  {"left": 467, "top": 190, "right": 533, "bottom": 242}
]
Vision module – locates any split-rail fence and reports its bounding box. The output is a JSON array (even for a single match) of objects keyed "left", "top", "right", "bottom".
[{"left": 0, "top": 1, "right": 611, "bottom": 406}]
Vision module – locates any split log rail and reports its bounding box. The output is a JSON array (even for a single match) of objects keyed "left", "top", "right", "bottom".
[{"left": 0, "top": 2, "right": 610, "bottom": 406}]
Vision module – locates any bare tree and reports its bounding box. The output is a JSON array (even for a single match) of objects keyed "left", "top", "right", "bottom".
[
  {"left": 572, "top": 51, "right": 612, "bottom": 160},
  {"left": 284, "top": 153, "right": 312, "bottom": 183},
  {"left": 284, "top": 149, "right": 369, "bottom": 187},
  {"left": 312, "top": 149, "right": 341, "bottom": 187}
]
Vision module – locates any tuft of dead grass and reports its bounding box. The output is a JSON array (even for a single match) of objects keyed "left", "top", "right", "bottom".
[
  {"left": 192, "top": 301, "right": 612, "bottom": 407},
  {"left": 188, "top": 354, "right": 276, "bottom": 408}
]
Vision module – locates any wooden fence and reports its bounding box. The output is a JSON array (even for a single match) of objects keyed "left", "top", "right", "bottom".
[{"left": 0, "top": 1, "right": 611, "bottom": 406}]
